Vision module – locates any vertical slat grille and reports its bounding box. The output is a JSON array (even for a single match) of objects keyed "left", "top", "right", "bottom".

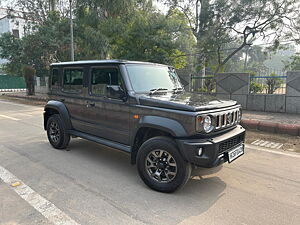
[{"left": 215, "top": 109, "right": 240, "bottom": 130}]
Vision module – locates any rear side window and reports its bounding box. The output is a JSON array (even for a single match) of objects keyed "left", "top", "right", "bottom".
[
  {"left": 90, "top": 67, "right": 122, "bottom": 95},
  {"left": 51, "top": 68, "right": 59, "bottom": 89},
  {"left": 63, "top": 68, "right": 83, "bottom": 93}
]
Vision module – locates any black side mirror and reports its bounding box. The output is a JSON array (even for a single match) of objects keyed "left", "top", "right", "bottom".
[{"left": 107, "top": 85, "right": 127, "bottom": 101}]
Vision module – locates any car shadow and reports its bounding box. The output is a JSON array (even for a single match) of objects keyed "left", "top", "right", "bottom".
[
  {"left": 63, "top": 138, "right": 227, "bottom": 225},
  {"left": 11, "top": 137, "right": 227, "bottom": 225}
]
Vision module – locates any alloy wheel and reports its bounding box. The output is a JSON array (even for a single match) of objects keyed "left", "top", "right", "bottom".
[
  {"left": 49, "top": 121, "right": 60, "bottom": 143},
  {"left": 145, "top": 149, "right": 177, "bottom": 183}
]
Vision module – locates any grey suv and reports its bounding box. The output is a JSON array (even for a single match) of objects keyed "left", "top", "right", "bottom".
[{"left": 44, "top": 60, "right": 245, "bottom": 193}]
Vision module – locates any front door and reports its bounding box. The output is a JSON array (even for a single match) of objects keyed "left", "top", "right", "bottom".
[{"left": 84, "top": 66, "right": 130, "bottom": 145}]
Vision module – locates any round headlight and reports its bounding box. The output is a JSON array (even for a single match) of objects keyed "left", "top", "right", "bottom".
[
  {"left": 237, "top": 109, "right": 242, "bottom": 122},
  {"left": 203, "top": 116, "right": 214, "bottom": 133}
]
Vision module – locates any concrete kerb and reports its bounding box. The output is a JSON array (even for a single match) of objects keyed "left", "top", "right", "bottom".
[
  {"left": 1, "top": 93, "right": 47, "bottom": 102},
  {"left": 241, "top": 119, "right": 300, "bottom": 136}
]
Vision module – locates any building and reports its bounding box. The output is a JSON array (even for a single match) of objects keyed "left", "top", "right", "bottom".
[
  {"left": 0, "top": 8, "right": 29, "bottom": 65},
  {"left": 0, "top": 8, "right": 29, "bottom": 38}
]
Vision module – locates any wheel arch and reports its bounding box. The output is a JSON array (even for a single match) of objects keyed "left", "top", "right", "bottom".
[
  {"left": 44, "top": 100, "right": 72, "bottom": 130},
  {"left": 130, "top": 116, "right": 188, "bottom": 164}
]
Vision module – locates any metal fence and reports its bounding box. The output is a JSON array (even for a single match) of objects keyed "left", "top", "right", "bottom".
[
  {"left": 0, "top": 75, "right": 26, "bottom": 91},
  {"left": 249, "top": 75, "right": 287, "bottom": 95},
  {"left": 190, "top": 75, "right": 216, "bottom": 93}
]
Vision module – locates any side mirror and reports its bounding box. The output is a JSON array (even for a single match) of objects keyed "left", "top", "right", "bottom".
[{"left": 107, "top": 85, "right": 127, "bottom": 101}]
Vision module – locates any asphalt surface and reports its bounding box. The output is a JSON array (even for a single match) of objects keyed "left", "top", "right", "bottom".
[{"left": 0, "top": 99, "right": 299, "bottom": 225}]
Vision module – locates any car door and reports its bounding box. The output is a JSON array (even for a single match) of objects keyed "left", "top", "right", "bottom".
[
  {"left": 84, "top": 65, "right": 130, "bottom": 145},
  {"left": 60, "top": 66, "right": 87, "bottom": 132}
]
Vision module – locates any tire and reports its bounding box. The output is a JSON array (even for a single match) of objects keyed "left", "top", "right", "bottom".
[
  {"left": 46, "top": 114, "right": 70, "bottom": 149},
  {"left": 137, "top": 136, "right": 191, "bottom": 193}
]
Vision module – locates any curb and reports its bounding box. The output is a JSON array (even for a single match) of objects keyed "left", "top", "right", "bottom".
[
  {"left": 241, "top": 119, "right": 300, "bottom": 136},
  {"left": 2, "top": 93, "right": 47, "bottom": 102}
]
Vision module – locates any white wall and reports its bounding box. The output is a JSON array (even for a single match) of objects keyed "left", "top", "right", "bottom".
[{"left": 0, "top": 16, "right": 9, "bottom": 34}]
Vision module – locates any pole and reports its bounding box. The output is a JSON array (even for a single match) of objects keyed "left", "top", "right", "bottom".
[
  {"left": 244, "top": 46, "right": 250, "bottom": 71},
  {"left": 49, "top": 0, "right": 56, "bottom": 11},
  {"left": 69, "top": 0, "right": 74, "bottom": 61}
]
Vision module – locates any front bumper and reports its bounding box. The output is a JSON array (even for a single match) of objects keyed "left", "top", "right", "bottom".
[{"left": 176, "top": 125, "right": 245, "bottom": 168}]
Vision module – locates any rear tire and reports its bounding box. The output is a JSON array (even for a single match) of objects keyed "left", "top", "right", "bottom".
[
  {"left": 46, "top": 114, "right": 70, "bottom": 149},
  {"left": 137, "top": 136, "right": 191, "bottom": 193}
]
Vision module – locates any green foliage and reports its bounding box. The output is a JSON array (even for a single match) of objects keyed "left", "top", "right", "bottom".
[
  {"left": 285, "top": 53, "right": 300, "bottom": 71},
  {"left": 0, "top": 1, "right": 194, "bottom": 75},
  {"left": 265, "top": 73, "right": 283, "bottom": 94},
  {"left": 111, "top": 9, "right": 192, "bottom": 69},
  {"left": 250, "top": 81, "right": 265, "bottom": 94},
  {"left": 193, "top": 76, "right": 216, "bottom": 93},
  {"left": 3, "top": 0, "right": 298, "bottom": 80},
  {"left": 0, "top": 12, "right": 70, "bottom": 77},
  {"left": 0, "top": 33, "right": 24, "bottom": 75},
  {"left": 165, "top": 0, "right": 299, "bottom": 74}
]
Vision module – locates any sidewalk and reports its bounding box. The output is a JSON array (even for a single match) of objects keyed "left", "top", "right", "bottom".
[
  {"left": 242, "top": 111, "right": 300, "bottom": 136},
  {"left": 2, "top": 91, "right": 300, "bottom": 136}
]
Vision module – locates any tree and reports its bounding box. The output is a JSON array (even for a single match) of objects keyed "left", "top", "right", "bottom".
[
  {"left": 6, "top": 0, "right": 70, "bottom": 24},
  {"left": 111, "top": 9, "right": 194, "bottom": 68},
  {"left": 163, "top": 0, "right": 300, "bottom": 74},
  {"left": 285, "top": 53, "right": 300, "bottom": 71},
  {"left": 0, "top": 12, "right": 70, "bottom": 77},
  {"left": 0, "top": 0, "right": 194, "bottom": 75},
  {"left": 0, "top": 33, "right": 24, "bottom": 75},
  {"left": 23, "top": 65, "right": 36, "bottom": 95},
  {"left": 74, "top": 1, "right": 194, "bottom": 68},
  {"left": 265, "top": 73, "right": 283, "bottom": 94},
  {"left": 250, "top": 81, "right": 265, "bottom": 94}
]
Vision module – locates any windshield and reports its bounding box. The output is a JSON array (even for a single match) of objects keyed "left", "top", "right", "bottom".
[{"left": 126, "top": 64, "right": 182, "bottom": 93}]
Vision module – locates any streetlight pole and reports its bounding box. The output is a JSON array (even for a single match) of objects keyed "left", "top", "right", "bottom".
[{"left": 69, "top": 0, "right": 74, "bottom": 61}]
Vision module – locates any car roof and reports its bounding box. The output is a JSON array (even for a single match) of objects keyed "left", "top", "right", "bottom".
[{"left": 50, "top": 59, "right": 168, "bottom": 67}]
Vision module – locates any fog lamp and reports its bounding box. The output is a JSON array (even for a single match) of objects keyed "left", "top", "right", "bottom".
[{"left": 198, "top": 147, "right": 203, "bottom": 156}]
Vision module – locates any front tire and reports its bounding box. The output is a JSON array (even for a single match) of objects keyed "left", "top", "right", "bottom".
[
  {"left": 46, "top": 114, "right": 70, "bottom": 149},
  {"left": 137, "top": 136, "right": 191, "bottom": 193}
]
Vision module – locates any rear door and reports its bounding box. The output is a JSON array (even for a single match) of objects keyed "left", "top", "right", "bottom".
[{"left": 61, "top": 67, "right": 87, "bottom": 132}]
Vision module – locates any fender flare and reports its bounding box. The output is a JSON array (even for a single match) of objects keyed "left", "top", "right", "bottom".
[
  {"left": 43, "top": 100, "right": 72, "bottom": 130},
  {"left": 130, "top": 116, "right": 188, "bottom": 164},
  {"left": 137, "top": 115, "right": 187, "bottom": 138}
]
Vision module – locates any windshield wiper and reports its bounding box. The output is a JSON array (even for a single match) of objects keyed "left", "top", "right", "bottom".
[
  {"left": 149, "top": 88, "right": 168, "bottom": 95},
  {"left": 172, "top": 87, "right": 184, "bottom": 94}
]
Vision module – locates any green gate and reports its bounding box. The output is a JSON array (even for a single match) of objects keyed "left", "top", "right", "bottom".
[{"left": 0, "top": 75, "right": 26, "bottom": 89}]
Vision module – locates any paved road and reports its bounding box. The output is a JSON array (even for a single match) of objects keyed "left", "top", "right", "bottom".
[{"left": 0, "top": 99, "right": 299, "bottom": 225}]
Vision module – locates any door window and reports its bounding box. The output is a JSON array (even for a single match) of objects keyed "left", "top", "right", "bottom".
[
  {"left": 63, "top": 68, "right": 83, "bottom": 93},
  {"left": 51, "top": 68, "right": 59, "bottom": 89},
  {"left": 90, "top": 67, "right": 122, "bottom": 96}
]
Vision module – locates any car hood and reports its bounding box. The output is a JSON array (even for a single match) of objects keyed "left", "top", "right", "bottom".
[{"left": 137, "top": 92, "right": 237, "bottom": 112}]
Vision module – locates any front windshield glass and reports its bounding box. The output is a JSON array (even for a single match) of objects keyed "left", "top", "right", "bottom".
[{"left": 126, "top": 64, "right": 182, "bottom": 93}]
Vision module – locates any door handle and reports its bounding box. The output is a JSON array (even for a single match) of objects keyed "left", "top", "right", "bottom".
[
  {"left": 60, "top": 98, "right": 65, "bottom": 102},
  {"left": 86, "top": 102, "right": 95, "bottom": 107}
]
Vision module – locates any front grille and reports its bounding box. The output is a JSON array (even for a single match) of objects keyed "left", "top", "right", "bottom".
[
  {"left": 219, "top": 134, "right": 244, "bottom": 153},
  {"left": 215, "top": 109, "right": 240, "bottom": 130}
]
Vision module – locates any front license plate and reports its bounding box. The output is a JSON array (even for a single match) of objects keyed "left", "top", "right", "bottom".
[{"left": 228, "top": 144, "right": 244, "bottom": 163}]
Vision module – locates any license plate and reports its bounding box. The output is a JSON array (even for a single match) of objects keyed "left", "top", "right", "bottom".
[{"left": 228, "top": 144, "right": 244, "bottom": 163}]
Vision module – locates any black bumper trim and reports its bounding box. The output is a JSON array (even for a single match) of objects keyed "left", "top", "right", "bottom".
[{"left": 176, "top": 125, "right": 246, "bottom": 168}]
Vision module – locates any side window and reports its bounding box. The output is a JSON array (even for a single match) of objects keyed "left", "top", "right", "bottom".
[
  {"left": 91, "top": 67, "right": 122, "bottom": 96},
  {"left": 63, "top": 68, "right": 83, "bottom": 93},
  {"left": 51, "top": 68, "right": 59, "bottom": 89}
]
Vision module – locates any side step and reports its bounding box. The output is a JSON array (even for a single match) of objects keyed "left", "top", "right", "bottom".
[{"left": 68, "top": 130, "right": 131, "bottom": 153}]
